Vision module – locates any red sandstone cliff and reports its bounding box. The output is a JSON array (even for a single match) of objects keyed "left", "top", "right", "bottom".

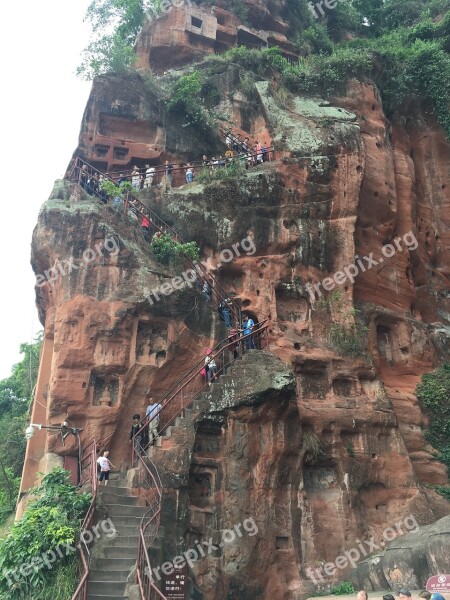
[{"left": 22, "top": 4, "right": 450, "bottom": 599}]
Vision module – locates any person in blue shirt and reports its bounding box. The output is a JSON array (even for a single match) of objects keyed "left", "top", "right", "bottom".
[{"left": 242, "top": 314, "right": 255, "bottom": 349}]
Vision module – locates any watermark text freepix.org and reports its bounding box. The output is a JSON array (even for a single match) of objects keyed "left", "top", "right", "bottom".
[
  {"left": 146, "top": 0, "right": 192, "bottom": 23},
  {"left": 3, "top": 518, "right": 117, "bottom": 587},
  {"left": 308, "top": 0, "right": 347, "bottom": 19},
  {"left": 306, "top": 513, "right": 419, "bottom": 583},
  {"left": 147, "top": 516, "right": 258, "bottom": 581},
  {"left": 305, "top": 231, "right": 418, "bottom": 301},
  {"left": 144, "top": 236, "right": 256, "bottom": 305},
  {"left": 36, "top": 236, "right": 120, "bottom": 288}
]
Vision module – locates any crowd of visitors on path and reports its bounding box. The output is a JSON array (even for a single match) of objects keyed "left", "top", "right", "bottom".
[{"left": 76, "top": 127, "right": 273, "bottom": 198}]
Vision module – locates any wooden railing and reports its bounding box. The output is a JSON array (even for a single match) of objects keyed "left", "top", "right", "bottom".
[{"left": 71, "top": 439, "right": 98, "bottom": 600}]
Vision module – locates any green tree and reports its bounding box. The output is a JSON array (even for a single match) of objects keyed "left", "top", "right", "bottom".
[
  {"left": 0, "top": 333, "right": 43, "bottom": 522},
  {"left": 77, "top": 0, "right": 152, "bottom": 79}
]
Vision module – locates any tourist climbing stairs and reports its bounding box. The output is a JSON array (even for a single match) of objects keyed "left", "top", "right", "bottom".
[
  {"left": 66, "top": 156, "right": 242, "bottom": 327},
  {"left": 67, "top": 148, "right": 271, "bottom": 598},
  {"left": 86, "top": 469, "right": 164, "bottom": 600}
]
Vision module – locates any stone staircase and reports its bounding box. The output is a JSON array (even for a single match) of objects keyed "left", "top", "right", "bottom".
[
  {"left": 85, "top": 351, "right": 262, "bottom": 598},
  {"left": 148, "top": 350, "right": 257, "bottom": 457},
  {"left": 87, "top": 472, "right": 162, "bottom": 600}
]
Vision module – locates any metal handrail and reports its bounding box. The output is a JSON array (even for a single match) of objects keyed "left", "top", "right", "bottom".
[
  {"left": 133, "top": 444, "right": 167, "bottom": 599},
  {"left": 132, "top": 320, "right": 270, "bottom": 462},
  {"left": 71, "top": 439, "right": 98, "bottom": 600},
  {"left": 132, "top": 322, "right": 269, "bottom": 598},
  {"left": 95, "top": 146, "right": 276, "bottom": 181},
  {"left": 66, "top": 157, "right": 242, "bottom": 327}
]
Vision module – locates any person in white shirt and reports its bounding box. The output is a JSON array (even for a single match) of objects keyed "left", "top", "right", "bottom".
[
  {"left": 144, "top": 164, "right": 156, "bottom": 188},
  {"left": 146, "top": 398, "right": 161, "bottom": 445},
  {"left": 96, "top": 450, "right": 115, "bottom": 486},
  {"left": 205, "top": 349, "right": 217, "bottom": 386}
]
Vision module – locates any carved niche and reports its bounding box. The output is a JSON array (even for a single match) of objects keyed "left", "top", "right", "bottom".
[{"left": 136, "top": 322, "right": 168, "bottom": 366}]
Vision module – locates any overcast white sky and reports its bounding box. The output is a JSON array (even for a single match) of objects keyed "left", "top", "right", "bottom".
[{"left": 0, "top": 0, "right": 92, "bottom": 378}]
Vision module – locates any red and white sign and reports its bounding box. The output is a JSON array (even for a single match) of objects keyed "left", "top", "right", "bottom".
[{"left": 426, "top": 575, "right": 450, "bottom": 593}]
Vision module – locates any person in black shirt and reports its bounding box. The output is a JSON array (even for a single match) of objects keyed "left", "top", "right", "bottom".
[{"left": 129, "top": 414, "right": 143, "bottom": 459}]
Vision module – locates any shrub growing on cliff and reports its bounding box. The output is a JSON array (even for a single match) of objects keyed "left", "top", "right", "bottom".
[
  {"left": 196, "top": 160, "right": 247, "bottom": 183},
  {"left": 416, "top": 364, "right": 450, "bottom": 471},
  {"left": 166, "top": 72, "right": 215, "bottom": 136},
  {"left": 150, "top": 234, "right": 200, "bottom": 269},
  {"left": 331, "top": 582, "right": 355, "bottom": 595},
  {"left": 416, "top": 364, "right": 450, "bottom": 501},
  {"left": 0, "top": 468, "right": 91, "bottom": 599}
]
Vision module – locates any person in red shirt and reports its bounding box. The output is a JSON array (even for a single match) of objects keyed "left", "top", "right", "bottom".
[{"left": 141, "top": 214, "right": 151, "bottom": 240}]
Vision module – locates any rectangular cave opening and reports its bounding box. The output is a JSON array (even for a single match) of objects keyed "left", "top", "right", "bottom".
[
  {"left": 191, "top": 15, "right": 202, "bottom": 28},
  {"left": 193, "top": 421, "right": 222, "bottom": 454},
  {"left": 275, "top": 536, "right": 290, "bottom": 550},
  {"left": 113, "top": 146, "right": 129, "bottom": 160},
  {"left": 95, "top": 144, "right": 110, "bottom": 157}
]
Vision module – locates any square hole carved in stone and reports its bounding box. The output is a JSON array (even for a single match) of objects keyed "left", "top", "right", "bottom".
[{"left": 276, "top": 536, "right": 290, "bottom": 550}]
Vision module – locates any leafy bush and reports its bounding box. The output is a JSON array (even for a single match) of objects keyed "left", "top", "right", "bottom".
[
  {"left": 167, "top": 72, "right": 202, "bottom": 113},
  {"left": 77, "top": 33, "right": 136, "bottom": 79},
  {"left": 210, "top": 46, "right": 288, "bottom": 78},
  {"left": 150, "top": 234, "right": 200, "bottom": 269},
  {"left": 416, "top": 364, "right": 450, "bottom": 474},
  {"left": 432, "top": 485, "right": 450, "bottom": 501},
  {"left": 0, "top": 469, "right": 91, "bottom": 598},
  {"left": 196, "top": 160, "right": 247, "bottom": 183},
  {"left": 331, "top": 582, "right": 355, "bottom": 595},
  {"left": 166, "top": 72, "right": 215, "bottom": 134},
  {"left": 346, "top": 442, "right": 355, "bottom": 459},
  {"left": 329, "top": 319, "right": 367, "bottom": 357},
  {"left": 100, "top": 179, "right": 134, "bottom": 199},
  {"left": 295, "top": 24, "right": 334, "bottom": 55}
]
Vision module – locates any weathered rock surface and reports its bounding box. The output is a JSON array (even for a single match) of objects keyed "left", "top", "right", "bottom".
[
  {"left": 352, "top": 515, "right": 450, "bottom": 591},
  {"left": 24, "top": 4, "right": 450, "bottom": 598}
]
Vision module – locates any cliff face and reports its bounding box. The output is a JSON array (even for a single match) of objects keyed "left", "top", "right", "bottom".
[{"left": 25, "top": 3, "right": 450, "bottom": 599}]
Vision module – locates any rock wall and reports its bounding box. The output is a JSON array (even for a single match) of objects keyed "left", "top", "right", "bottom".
[{"left": 24, "top": 5, "right": 450, "bottom": 599}]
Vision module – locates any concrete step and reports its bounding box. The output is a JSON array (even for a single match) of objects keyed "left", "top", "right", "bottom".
[
  {"left": 100, "top": 492, "right": 145, "bottom": 506},
  {"left": 90, "top": 568, "right": 131, "bottom": 582},
  {"left": 108, "top": 472, "right": 125, "bottom": 481},
  {"left": 107, "top": 535, "right": 140, "bottom": 547},
  {"left": 109, "top": 517, "right": 141, "bottom": 533},
  {"left": 104, "top": 545, "right": 138, "bottom": 558},
  {"left": 92, "top": 557, "right": 135, "bottom": 572},
  {"left": 98, "top": 485, "right": 134, "bottom": 497},
  {"left": 102, "top": 481, "right": 133, "bottom": 492},
  {"left": 107, "top": 504, "right": 148, "bottom": 517},
  {"left": 87, "top": 596, "right": 128, "bottom": 600},
  {"left": 87, "top": 581, "right": 127, "bottom": 596}
]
